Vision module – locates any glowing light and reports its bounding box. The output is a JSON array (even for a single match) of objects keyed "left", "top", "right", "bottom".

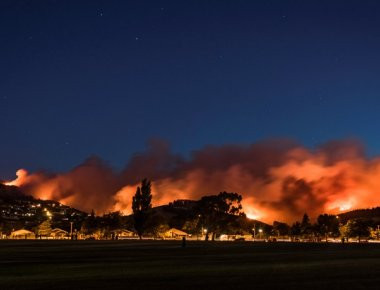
[
  {"left": 339, "top": 204, "right": 352, "bottom": 212},
  {"left": 246, "top": 213, "right": 260, "bottom": 220},
  {"left": 327, "top": 197, "right": 356, "bottom": 214},
  {"left": 244, "top": 206, "right": 262, "bottom": 220}
]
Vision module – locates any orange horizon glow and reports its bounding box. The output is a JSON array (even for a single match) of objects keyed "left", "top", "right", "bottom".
[
  {"left": 3, "top": 140, "right": 380, "bottom": 223},
  {"left": 2, "top": 167, "right": 374, "bottom": 224}
]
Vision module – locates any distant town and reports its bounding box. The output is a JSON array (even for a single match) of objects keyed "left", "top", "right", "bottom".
[{"left": 1, "top": 181, "right": 380, "bottom": 243}]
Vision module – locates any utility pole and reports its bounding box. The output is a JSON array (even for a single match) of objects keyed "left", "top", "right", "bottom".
[{"left": 70, "top": 221, "right": 73, "bottom": 240}]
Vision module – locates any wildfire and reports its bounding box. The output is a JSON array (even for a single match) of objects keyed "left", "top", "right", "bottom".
[
  {"left": 244, "top": 207, "right": 262, "bottom": 220},
  {"left": 4, "top": 169, "right": 28, "bottom": 187},
  {"left": 2, "top": 139, "right": 380, "bottom": 223},
  {"left": 339, "top": 204, "right": 352, "bottom": 212}
]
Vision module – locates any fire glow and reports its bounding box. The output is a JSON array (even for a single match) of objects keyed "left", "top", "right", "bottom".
[{"left": 2, "top": 139, "right": 380, "bottom": 223}]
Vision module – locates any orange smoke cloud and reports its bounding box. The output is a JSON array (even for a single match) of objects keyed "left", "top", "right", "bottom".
[
  {"left": 3, "top": 139, "right": 380, "bottom": 223},
  {"left": 4, "top": 169, "right": 28, "bottom": 187}
]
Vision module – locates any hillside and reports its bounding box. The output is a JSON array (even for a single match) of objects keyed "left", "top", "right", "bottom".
[
  {"left": 146, "top": 199, "right": 271, "bottom": 235},
  {"left": 0, "top": 184, "right": 86, "bottom": 234},
  {"left": 338, "top": 207, "right": 380, "bottom": 223},
  {"left": 0, "top": 183, "right": 33, "bottom": 203}
]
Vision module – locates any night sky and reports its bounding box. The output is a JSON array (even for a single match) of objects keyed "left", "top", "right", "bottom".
[{"left": 1, "top": 0, "right": 380, "bottom": 178}]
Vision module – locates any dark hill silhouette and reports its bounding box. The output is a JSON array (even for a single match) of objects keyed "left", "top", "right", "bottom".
[
  {"left": 338, "top": 207, "right": 380, "bottom": 223},
  {"left": 0, "top": 183, "right": 33, "bottom": 203}
]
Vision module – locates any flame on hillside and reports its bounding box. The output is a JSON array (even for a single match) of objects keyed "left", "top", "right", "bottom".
[{"left": 3, "top": 139, "right": 380, "bottom": 223}]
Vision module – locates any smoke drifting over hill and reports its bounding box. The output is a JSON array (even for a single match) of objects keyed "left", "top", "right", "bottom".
[{"left": 4, "top": 139, "right": 380, "bottom": 223}]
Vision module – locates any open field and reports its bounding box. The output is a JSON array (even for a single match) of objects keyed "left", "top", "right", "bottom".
[{"left": 1, "top": 240, "right": 380, "bottom": 289}]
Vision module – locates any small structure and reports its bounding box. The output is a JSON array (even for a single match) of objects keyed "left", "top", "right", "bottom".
[
  {"left": 51, "top": 228, "right": 69, "bottom": 239},
  {"left": 219, "top": 234, "right": 253, "bottom": 241},
  {"left": 163, "top": 228, "right": 188, "bottom": 239},
  {"left": 112, "top": 229, "right": 136, "bottom": 240},
  {"left": 10, "top": 229, "right": 35, "bottom": 239}
]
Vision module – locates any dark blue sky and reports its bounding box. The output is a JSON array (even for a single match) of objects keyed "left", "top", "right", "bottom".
[{"left": 1, "top": 0, "right": 380, "bottom": 178}]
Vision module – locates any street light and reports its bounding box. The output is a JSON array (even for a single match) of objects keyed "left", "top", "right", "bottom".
[
  {"left": 203, "top": 228, "right": 208, "bottom": 241},
  {"left": 259, "top": 228, "right": 263, "bottom": 239}
]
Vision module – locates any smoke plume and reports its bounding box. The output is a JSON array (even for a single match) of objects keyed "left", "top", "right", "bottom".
[{"left": 4, "top": 138, "right": 380, "bottom": 223}]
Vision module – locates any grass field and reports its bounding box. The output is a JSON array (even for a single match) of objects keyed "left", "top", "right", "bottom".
[{"left": 1, "top": 240, "right": 380, "bottom": 289}]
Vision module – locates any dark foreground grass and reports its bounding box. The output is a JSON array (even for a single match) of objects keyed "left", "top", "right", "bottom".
[{"left": 1, "top": 240, "right": 380, "bottom": 289}]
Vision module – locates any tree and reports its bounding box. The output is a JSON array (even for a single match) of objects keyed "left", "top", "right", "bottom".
[
  {"left": 273, "top": 221, "right": 290, "bottom": 237},
  {"left": 341, "top": 219, "right": 371, "bottom": 242},
  {"left": 37, "top": 219, "right": 52, "bottom": 238},
  {"left": 300, "top": 213, "right": 312, "bottom": 237},
  {"left": 290, "top": 222, "right": 301, "bottom": 240},
  {"left": 81, "top": 210, "right": 98, "bottom": 236},
  {"left": 182, "top": 218, "right": 201, "bottom": 236},
  {"left": 100, "top": 211, "right": 122, "bottom": 239},
  {"left": 196, "top": 191, "right": 244, "bottom": 241},
  {"left": 132, "top": 179, "right": 153, "bottom": 239},
  {"left": 150, "top": 220, "right": 170, "bottom": 239},
  {"left": 317, "top": 214, "right": 340, "bottom": 242}
]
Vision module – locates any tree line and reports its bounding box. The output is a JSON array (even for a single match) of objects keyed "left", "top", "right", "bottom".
[
  {"left": 129, "top": 179, "right": 379, "bottom": 241},
  {"left": 273, "top": 213, "right": 376, "bottom": 242}
]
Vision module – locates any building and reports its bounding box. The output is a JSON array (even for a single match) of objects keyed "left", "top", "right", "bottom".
[
  {"left": 112, "top": 229, "right": 136, "bottom": 240},
  {"left": 163, "top": 228, "right": 188, "bottom": 239},
  {"left": 10, "top": 229, "right": 35, "bottom": 239},
  {"left": 51, "top": 228, "right": 69, "bottom": 239}
]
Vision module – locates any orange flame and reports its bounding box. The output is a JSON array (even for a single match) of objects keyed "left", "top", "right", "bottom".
[{"left": 3, "top": 139, "right": 380, "bottom": 223}]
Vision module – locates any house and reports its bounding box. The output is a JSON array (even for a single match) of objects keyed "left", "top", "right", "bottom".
[
  {"left": 51, "top": 228, "right": 69, "bottom": 239},
  {"left": 112, "top": 229, "right": 136, "bottom": 240},
  {"left": 10, "top": 229, "right": 35, "bottom": 239},
  {"left": 163, "top": 228, "right": 188, "bottom": 239}
]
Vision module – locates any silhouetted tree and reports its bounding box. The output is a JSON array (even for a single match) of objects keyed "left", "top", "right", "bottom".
[
  {"left": 301, "top": 213, "right": 312, "bottom": 237},
  {"left": 182, "top": 218, "right": 200, "bottom": 235},
  {"left": 317, "top": 214, "right": 340, "bottom": 242},
  {"left": 81, "top": 210, "right": 98, "bottom": 236},
  {"left": 196, "top": 191, "right": 244, "bottom": 241},
  {"left": 101, "top": 211, "right": 123, "bottom": 239},
  {"left": 290, "top": 221, "right": 301, "bottom": 240},
  {"left": 272, "top": 221, "right": 290, "bottom": 237},
  {"left": 150, "top": 219, "right": 170, "bottom": 238},
  {"left": 132, "top": 179, "right": 152, "bottom": 239}
]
